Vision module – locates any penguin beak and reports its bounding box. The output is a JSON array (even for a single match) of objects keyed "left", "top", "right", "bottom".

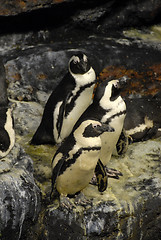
[
  {"left": 119, "top": 76, "right": 128, "bottom": 88},
  {"left": 80, "top": 61, "right": 90, "bottom": 73},
  {"left": 96, "top": 124, "right": 115, "bottom": 135}
]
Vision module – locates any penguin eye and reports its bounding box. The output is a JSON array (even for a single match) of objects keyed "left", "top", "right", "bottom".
[
  {"left": 72, "top": 56, "right": 80, "bottom": 64},
  {"left": 92, "top": 123, "right": 100, "bottom": 128},
  {"left": 113, "top": 81, "right": 119, "bottom": 88}
]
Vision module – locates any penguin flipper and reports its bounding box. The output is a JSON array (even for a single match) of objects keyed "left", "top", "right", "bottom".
[
  {"left": 30, "top": 121, "right": 55, "bottom": 145},
  {"left": 51, "top": 156, "right": 66, "bottom": 198},
  {"left": 56, "top": 93, "right": 71, "bottom": 138},
  {"left": 142, "top": 125, "right": 158, "bottom": 141},
  {"left": 95, "top": 159, "right": 108, "bottom": 192}
]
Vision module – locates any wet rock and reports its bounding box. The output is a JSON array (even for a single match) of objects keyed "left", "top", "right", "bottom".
[{"left": 0, "top": 143, "right": 41, "bottom": 240}]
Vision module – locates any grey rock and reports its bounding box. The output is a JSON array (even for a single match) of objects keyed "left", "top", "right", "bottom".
[
  {"left": 0, "top": 143, "right": 41, "bottom": 240},
  {"left": 0, "top": 59, "right": 8, "bottom": 106},
  {"left": 0, "top": 0, "right": 161, "bottom": 33}
]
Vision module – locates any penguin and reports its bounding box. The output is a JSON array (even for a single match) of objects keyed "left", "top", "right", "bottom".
[
  {"left": 124, "top": 91, "right": 161, "bottom": 142},
  {"left": 73, "top": 78, "right": 126, "bottom": 177},
  {"left": 51, "top": 120, "right": 114, "bottom": 197},
  {"left": 0, "top": 107, "right": 15, "bottom": 159},
  {"left": 0, "top": 60, "right": 15, "bottom": 159},
  {"left": 31, "top": 52, "right": 96, "bottom": 145}
]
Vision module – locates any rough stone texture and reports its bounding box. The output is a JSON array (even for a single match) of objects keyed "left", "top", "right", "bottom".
[
  {"left": 0, "top": 0, "right": 161, "bottom": 33},
  {"left": 0, "top": 143, "right": 41, "bottom": 240},
  {"left": 3, "top": 27, "right": 161, "bottom": 104},
  {"left": 0, "top": 0, "right": 67, "bottom": 16}
]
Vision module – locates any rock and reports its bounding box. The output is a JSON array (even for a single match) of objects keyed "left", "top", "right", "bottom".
[
  {"left": 0, "top": 0, "right": 161, "bottom": 33},
  {"left": 0, "top": 0, "right": 69, "bottom": 16},
  {"left": 4, "top": 28, "right": 161, "bottom": 104},
  {"left": 0, "top": 58, "right": 8, "bottom": 106},
  {"left": 0, "top": 143, "right": 41, "bottom": 240}
]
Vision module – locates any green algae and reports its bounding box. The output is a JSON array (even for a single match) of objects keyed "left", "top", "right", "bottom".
[
  {"left": 16, "top": 134, "right": 57, "bottom": 197},
  {"left": 123, "top": 25, "right": 161, "bottom": 43}
]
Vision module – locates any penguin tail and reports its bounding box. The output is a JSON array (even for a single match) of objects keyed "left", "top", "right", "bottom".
[{"left": 30, "top": 123, "right": 55, "bottom": 145}]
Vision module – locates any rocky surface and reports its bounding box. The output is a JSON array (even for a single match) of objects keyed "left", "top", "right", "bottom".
[
  {"left": 0, "top": 0, "right": 161, "bottom": 33},
  {"left": 0, "top": 143, "right": 41, "bottom": 240},
  {"left": 0, "top": 0, "right": 161, "bottom": 239}
]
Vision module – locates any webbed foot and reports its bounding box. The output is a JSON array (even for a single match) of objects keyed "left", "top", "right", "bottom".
[
  {"left": 74, "top": 192, "right": 91, "bottom": 206},
  {"left": 104, "top": 166, "right": 123, "bottom": 179},
  {"left": 59, "top": 195, "right": 76, "bottom": 210}
]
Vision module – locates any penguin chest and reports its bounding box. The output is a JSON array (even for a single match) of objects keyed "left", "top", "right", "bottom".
[
  {"left": 56, "top": 150, "right": 99, "bottom": 195},
  {"left": 100, "top": 114, "right": 126, "bottom": 165},
  {"left": 0, "top": 108, "right": 15, "bottom": 159},
  {"left": 56, "top": 85, "right": 94, "bottom": 143}
]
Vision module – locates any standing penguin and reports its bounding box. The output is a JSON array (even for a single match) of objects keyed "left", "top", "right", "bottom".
[
  {"left": 31, "top": 53, "right": 96, "bottom": 145},
  {"left": 73, "top": 78, "right": 126, "bottom": 177},
  {"left": 0, "top": 60, "right": 15, "bottom": 159},
  {"left": 51, "top": 120, "right": 114, "bottom": 197}
]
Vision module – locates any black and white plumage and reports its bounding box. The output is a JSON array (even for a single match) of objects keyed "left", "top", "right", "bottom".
[
  {"left": 51, "top": 120, "right": 114, "bottom": 196},
  {"left": 31, "top": 53, "right": 96, "bottom": 145},
  {"left": 0, "top": 61, "right": 15, "bottom": 159},
  {"left": 0, "top": 107, "right": 15, "bottom": 159},
  {"left": 124, "top": 92, "right": 161, "bottom": 142},
  {"left": 73, "top": 79, "right": 126, "bottom": 167}
]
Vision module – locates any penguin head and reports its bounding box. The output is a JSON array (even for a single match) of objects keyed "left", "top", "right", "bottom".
[
  {"left": 69, "top": 53, "right": 91, "bottom": 74},
  {"left": 83, "top": 122, "right": 114, "bottom": 138},
  {"left": 74, "top": 120, "right": 114, "bottom": 140},
  {"left": 94, "top": 78, "right": 126, "bottom": 108}
]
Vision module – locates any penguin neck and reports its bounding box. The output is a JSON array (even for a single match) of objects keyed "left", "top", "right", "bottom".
[
  {"left": 69, "top": 67, "right": 96, "bottom": 87},
  {"left": 73, "top": 130, "right": 101, "bottom": 149},
  {"left": 99, "top": 95, "right": 123, "bottom": 110}
]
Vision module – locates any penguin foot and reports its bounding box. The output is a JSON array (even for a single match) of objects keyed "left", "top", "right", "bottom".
[
  {"left": 59, "top": 196, "right": 76, "bottom": 210},
  {"left": 105, "top": 167, "right": 123, "bottom": 179},
  {"left": 74, "top": 192, "right": 91, "bottom": 207}
]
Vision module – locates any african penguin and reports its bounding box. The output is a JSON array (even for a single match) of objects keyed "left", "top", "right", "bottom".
[
  {"left": 0, "top": 107, "right": 15, "bottom": 159},
  {"left": 124, "top": 92, "right": 161, "bottom": 142},
  {"left": 51, "top": 120, "right": 114, "bottom": 196},
  {"left": 0, "top": 61, "right": 15, "bottom": 159},
  {"left": 73, "top": 78, "right": 126, "bottom": 175},
  {"left": 31, "top": 53, "right": 96, "bottom": 145}
]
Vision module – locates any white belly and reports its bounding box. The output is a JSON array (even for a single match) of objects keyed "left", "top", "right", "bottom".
[
  {"left": 100, "top": 114, "right": 125, "bottom": 165},
  {"left": 56, "top": 150, "right": 99, "bottom": 195}
]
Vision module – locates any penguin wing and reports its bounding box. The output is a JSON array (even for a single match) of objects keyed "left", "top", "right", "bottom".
[
  {"left": 51, "top": 154, "right": 67, "bottom": 193},
  {"left": 56, "top": 92, "right": 72, "bottom": 138}
]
